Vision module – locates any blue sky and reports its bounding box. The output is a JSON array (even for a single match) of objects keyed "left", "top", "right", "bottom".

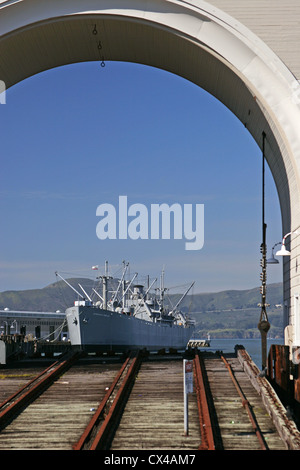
[{"left": 0, "top": 61, "right": 282, "bottom": 293}]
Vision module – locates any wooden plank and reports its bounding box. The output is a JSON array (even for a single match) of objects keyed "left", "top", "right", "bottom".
[{"left": 110, "top": 360, "right": 201, "bottom": 450}]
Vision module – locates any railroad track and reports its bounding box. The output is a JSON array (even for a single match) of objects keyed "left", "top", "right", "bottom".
[
  {"left": 193, "top": 351, "right": 287, "bottom": 450},
  {"left": 73, "top": 350, "right": 142, "bottom": 450},
  {"left": 97, "top": 350, "right": 286, "bottom": 451},
  {"left": 0, "top": 349, "right": 292, "bottom": 450},
  {"left": 0, "top": 350, "right": 141, "bottom": 450},
  {"left": 0, "top": 350, "right": 81, "bottom": 431}
]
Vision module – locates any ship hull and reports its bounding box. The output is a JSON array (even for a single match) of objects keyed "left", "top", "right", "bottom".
[{"left": 66, "top": 306, "right": 194, "bottom": 352}]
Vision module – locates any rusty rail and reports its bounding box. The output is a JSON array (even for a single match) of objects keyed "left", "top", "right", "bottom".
[
  {"left": 193, "top": 352, "right": 216, "bottom": 450},
  {"left": 220, "top": 354, "right": 269, "bottom": 450},
  {"left": 74, "top": 350, "right": 142, "bottom": 450},
  {"left": 0, "top": 351, "right": 81, "bottom": 429}
]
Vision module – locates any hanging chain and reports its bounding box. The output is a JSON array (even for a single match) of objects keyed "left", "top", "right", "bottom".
[
  {"left": 258, "top": 224, "right": 270, "bottom": 319},
  {"left": 258, "top": 132, "right": 270, "bottom": 370},
  {"left": 92, "top": 24, "right": 105, "bottom": 68}
]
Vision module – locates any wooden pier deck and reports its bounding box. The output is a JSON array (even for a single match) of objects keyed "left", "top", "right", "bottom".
[
  {"left": 110, "top": 359, "right": 201, "bottom": 450},
  {"left": 110, "top": 353, "right": 288, "bottom": 450},
  {"left": 0, "top": 348, "right": 299, "bottom": 450}
]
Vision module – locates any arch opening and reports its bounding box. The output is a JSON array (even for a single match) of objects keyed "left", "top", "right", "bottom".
[{"left": 1, "top": 0, "right": 300, "bottom": 346}]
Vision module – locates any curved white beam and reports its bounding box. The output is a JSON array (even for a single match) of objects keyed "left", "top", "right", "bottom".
[{"left": 1, "top": 0, "right": 300, "bottom": 343}]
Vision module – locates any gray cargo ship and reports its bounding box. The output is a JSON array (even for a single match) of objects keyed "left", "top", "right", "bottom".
[{"left": 60, "top": 262, "right": 195, "bottom": 353}]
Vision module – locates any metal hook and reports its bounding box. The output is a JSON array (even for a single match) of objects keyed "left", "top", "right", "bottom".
[
  {"left": 92, "top": 25, "right": 97, "bottom": 35},
  {"left": 97, "top": 41, "right": 102, "bottom": 50},
  {"left": 100, "top": 59, "right": 105, "bottom": 68}
]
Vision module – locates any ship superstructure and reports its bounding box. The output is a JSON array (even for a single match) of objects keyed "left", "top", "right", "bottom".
[{"left": 60, "top": 262, "right": 195, "bottom": 353}]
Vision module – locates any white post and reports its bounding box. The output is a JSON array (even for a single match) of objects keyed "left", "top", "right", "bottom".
[{"left": 183, "top": 359, "right": 193, "bottom": 436}]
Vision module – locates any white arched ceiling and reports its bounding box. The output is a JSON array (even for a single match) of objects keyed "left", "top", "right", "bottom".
[{"left": 1, "top": 0, "right": 300, "bottom": 344}]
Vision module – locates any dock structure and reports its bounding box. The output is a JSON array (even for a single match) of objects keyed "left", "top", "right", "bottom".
[
  {"left": 187, "top": 339, "right": 210, "bottom": 348},
  {"left": 0, "top": 309, "right": 70, "bottom": 364},
  {"left": 0, "top": 309, "right": 67, "bottom": 340},
  {"left": 0, "top": 345, "right": 299, "bottom": 450}
]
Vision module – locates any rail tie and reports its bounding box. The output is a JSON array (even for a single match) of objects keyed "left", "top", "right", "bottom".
[
  {"left": 0, "top": 350, "right": 81, "bottom": 429},
  {"left": 74, "top": 350, "right": 142, "bottom": 450},
  {"left": 220, "top": 354, "right": 269, "bottom": 450},
  {"left": 193, "top": 352, "right": 216, "bottom": 450}
]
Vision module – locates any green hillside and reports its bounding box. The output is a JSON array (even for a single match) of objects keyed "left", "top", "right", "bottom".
[
  {"left": 0, "top": 278, "right": 100, "bottom": 313},
  {"left": 179, "top": 283, "right": 284, "bottom": 339},
  {"left": 0, "top": 279, "right": 284, "bottom": 339}
]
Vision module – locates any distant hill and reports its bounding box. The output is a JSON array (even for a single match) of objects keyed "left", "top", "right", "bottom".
[
  {"left": 179, "top": 282, "right": 283, "bottom": 312},
  {"left": 0, "top": 279, "right": 284, "bottom": 339},
  {"left": 0, "top": 278, "right": 105, "bottom": 313},
  {"left": 179, "top": 283, "right": 284, "bottom": 339}
]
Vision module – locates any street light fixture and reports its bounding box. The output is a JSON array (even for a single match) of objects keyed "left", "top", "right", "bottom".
[
  {"left": 276, "top": 231, "right": 298, "bottom": 256},
  {"left": 267, "top": 243, "right": 281, "bottom": 264}
]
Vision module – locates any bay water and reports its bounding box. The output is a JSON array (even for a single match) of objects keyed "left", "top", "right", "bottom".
[{"left": 204, "top": 337, "right": 284, "bottom": 370}]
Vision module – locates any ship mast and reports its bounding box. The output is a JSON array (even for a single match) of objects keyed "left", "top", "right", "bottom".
[
  {"left": 112, "top": 261, "right": 129, "bottom": 304},
  {"left": 159, "top": 267, "right": 167, "bottom": 307},
  {"left": 97, "top": 261, "right": 112, "bottom": 310}
]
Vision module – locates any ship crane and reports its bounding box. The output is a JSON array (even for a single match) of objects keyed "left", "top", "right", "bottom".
[
  {"left": 169, "top": 281, "right": 195, "bottom": 324},
  {"left": 111, "top": 261, "right": 129, "bottom": 305},
  {"left": 78, "top": 284, "right": 92, "bottom": 302},
  {"left": 169, "top": 281, "right": 195, "bottom": 314},
  {"left": 55, "top": 272, "right": 85, "bottom": 301},
  {"left": 121, "top": 273, "right": 138, "bottom": 305},
  {"left": 92, "top": 288, "right": 104, "bottom": 303}
]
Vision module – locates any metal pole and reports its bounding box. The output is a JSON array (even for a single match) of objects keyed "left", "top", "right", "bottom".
[
  {"left": 183, "top": 360, "right": 189, "bottom": 436},
  {"left": 258, "top": 132, "right": 270, "bottom": 370},
  {"left": 103, "top": 276, "right": 107, "bottom": 310}
]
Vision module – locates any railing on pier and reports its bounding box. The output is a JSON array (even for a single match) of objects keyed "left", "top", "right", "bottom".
[{"left": 267, "top": 344, "right": 300, "bottom": 421}]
